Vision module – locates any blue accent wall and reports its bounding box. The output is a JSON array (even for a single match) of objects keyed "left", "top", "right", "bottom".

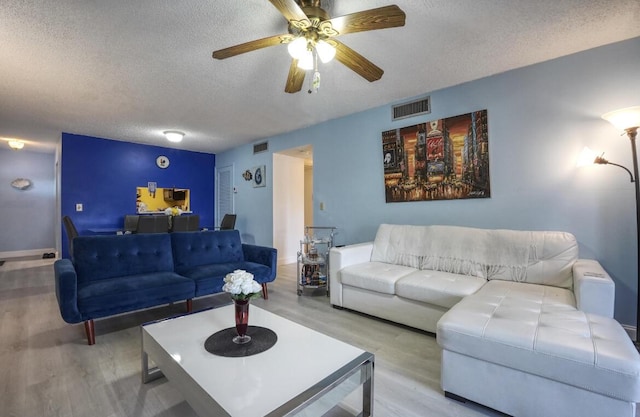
[
  {"left": 61, "top": 133, "right": 215, "bottom": 258},
  {"left": 216, "top": 37, "right": 640, "bottom": 326}
]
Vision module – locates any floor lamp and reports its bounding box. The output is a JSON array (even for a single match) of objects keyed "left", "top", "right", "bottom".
[{"left": 593, "top": 106, "right": 640, "bottom": 348}]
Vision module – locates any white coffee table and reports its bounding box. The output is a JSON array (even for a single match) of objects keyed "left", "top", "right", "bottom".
[{"left": 141, "top": 304, "right": 374, "bottom": 417}]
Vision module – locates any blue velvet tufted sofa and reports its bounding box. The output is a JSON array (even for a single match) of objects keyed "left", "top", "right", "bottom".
[{"left": 54, "top": 230, "right": 277, "bottom": 345}]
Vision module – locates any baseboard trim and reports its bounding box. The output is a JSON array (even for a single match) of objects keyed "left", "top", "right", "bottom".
[
  {"left": 0, "top": 248, "right": 57, "bottom": 260},
  {"left": 278, "top": 255, "right": 297, "bottom": 265}
]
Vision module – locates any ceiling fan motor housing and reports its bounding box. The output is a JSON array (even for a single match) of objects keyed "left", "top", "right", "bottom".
[
  {"left": 298, "top": 0, "right": 321, "bottom": 9},
  {"left": 297, "top": 0, "right": 329, "bottom": 21}
]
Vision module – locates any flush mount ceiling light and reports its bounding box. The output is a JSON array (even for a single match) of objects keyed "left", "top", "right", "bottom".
[
  {"left": 8, "top": 140, "right": 24, "bottom": 150},
  {"left": 163, "top": 131, "right": 185, "bottom": 143}
]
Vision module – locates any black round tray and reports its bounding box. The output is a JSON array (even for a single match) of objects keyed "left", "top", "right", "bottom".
[{"left": 204, "top": 326, "right": 277, "bottom": 357}]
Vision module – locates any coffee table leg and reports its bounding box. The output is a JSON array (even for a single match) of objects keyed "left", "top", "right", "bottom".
[
  {"left": 141, "top": 350, "right": 164, "bottom": 384},
  {"left": 362, "top": 359, "right": 374, "bottom": 417}
]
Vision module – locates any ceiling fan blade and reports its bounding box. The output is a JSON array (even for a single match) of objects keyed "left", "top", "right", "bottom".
[
  {"left": 213, "top": 34, "right": 287, "bottom": 59},
  {"left": 333, "top": 41, "right": 384, "bottom": 82},
  {"left": 285, "top": 59, "right": 306, "bottom": 93},
  {"left": 268, "top": 0, "right": 309, "bottom": 23},
  {"left": 328, "top": 5, "right": 406, "bottom": 36}
]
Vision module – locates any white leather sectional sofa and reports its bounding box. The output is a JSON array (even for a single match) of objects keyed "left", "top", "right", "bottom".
[{"left": 329, "top": 224, "right": 640, "bottom": 417}]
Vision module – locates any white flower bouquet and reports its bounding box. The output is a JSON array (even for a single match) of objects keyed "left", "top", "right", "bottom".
[{"left": 223, "top": 270, "right": 262, "bottom": 301}]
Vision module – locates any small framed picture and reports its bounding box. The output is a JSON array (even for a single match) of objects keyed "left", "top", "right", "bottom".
[{"left": 252, "top": 165, "right": 266, "bottom": 188}]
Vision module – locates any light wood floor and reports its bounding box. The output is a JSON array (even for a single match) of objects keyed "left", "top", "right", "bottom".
[{"left": 0, "top": 259, "right": 504, "bottom": 417}]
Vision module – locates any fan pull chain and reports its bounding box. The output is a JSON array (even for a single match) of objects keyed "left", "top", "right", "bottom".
[{"left": 308, "top": 51, "right": 321, "bottom": 94}]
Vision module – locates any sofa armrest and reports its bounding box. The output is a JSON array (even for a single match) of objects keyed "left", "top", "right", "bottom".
[
  {"left": 242, "top": 244, "right": 278, "bottom": 283},
  {"left": 329, "top": 242, "right": 374, "bottom": 306},
  {"left": 54, "top": 259, "right": 83, "bottom": 323},
  {"left": 573, "top": 259, "right": 615, "bottom": 318}
]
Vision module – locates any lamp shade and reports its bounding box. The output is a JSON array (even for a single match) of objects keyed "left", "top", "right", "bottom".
[
  {"left": 297, "top": 50, "right": 314, "bottom": 70},
  {"left": 576, "top": 147, "right": 597, "bottom": 167},
  {"left": 287, "top": 37, "right": 308, "bottom": 60},
  {"left": 602, "top": 106, "right": 640, "bottom": 131},
  {"left": 315, "top": 40, "right": 336, "bottom": 63},
  {"left": 163, "top": 131, "right": 184, "bottom": 143}
]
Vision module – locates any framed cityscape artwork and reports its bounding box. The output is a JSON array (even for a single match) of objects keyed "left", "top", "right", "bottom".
[{"left": 382, "top": 110, "right": 490, "bottom": 203}]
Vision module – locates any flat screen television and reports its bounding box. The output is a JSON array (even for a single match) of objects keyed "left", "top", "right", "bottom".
[
  {"left": 164, "top": 189, "right": 186, "bottom": 201},
  {"left": 171, "top": 189, "right": 186, "bottom": 201}
]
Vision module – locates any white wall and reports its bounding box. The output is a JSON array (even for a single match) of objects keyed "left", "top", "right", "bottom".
[
  {"left": 304, "top": 165, "right": 313, "bottom": 227},
  {"left": 217, "top": 37, "right": 640, "bottom": 326},
  {"left": 273, "top": 153, "right": 304, "bottom": 264}
]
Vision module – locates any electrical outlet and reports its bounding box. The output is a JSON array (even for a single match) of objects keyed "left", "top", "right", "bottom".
[
  {"left": 320, "top": 202, "right": 325, "bottom": 211},
  {"left": 76, "top": 203, "right": 83, "bottom": 212}
]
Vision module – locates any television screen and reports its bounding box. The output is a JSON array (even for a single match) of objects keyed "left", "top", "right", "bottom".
[{"left": 172, "top": 190, "right": 186, "bottom": 201}]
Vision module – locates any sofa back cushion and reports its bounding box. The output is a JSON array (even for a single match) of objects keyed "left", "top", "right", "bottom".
[
  {"left": 171, "top": 230, "right": 245, "bottom": 270},
  {"left": 73, "top": 233, "right": 175, "bottom": 284},
  {"left": 371, "top": 224, "right": 578, "bottom": 289}
]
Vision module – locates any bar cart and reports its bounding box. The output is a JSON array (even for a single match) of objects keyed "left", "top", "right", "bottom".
[{"left": 297, "top": 226, "right": 337, "bottom": 296}]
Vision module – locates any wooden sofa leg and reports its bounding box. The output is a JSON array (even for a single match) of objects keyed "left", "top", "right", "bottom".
[
  {"left": 84, "top": 320, "right": 95, "bottom": 345},
  {"left": 186, "top": 299, "right": 193, "bottom": 313},
  {"left": 262, "top": 283, "right": 269, "bottom": 300}
]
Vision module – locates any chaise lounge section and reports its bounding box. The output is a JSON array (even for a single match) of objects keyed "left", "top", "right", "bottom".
[{"left": 437, "top": 279, "right": 640, "bottom": 417}]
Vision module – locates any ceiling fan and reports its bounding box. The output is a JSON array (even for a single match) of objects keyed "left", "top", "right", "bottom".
[{"left": 212, "top": 0, "right": 406, "bottom": 94}]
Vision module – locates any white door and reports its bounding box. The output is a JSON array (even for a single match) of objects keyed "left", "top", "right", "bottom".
[{"left": 215, "top": 165, "right": 234, "bottom": 227}]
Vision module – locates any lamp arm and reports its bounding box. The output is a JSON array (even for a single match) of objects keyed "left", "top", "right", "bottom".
[
  {"left": 606, "top": 161, "right": 636, "bottom": 182},
  {"left": 595, "top": 155, "right": 635, "bottom": 182}
]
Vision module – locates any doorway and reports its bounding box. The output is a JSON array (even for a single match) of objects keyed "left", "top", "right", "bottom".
[
  {"left": 272, "top": 145, "right": 313, "bottom": 265},
  {"left": 215, "top": 165, "right": 234, "bottom": 228}
]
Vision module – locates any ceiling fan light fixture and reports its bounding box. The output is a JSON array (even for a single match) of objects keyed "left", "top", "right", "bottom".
[
  {"left": 287, "top": 37, "right": 308, "bottom": 60},
  {"left": 315, "top": 40, "right": 335, "bottom": 63},
  {"left": 163, "top": 130, "right": 184, "bottom": 143},
  {"left": 297, "top": 50, "right": 315, "bottom": 70},
  {"left": 211, "top": 2, "right": 406, "bottom": 94}
]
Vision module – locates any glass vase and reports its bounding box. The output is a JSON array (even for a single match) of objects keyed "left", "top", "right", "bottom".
[{"left": 233, "top": 299, "right": 251, "bottom": 344}]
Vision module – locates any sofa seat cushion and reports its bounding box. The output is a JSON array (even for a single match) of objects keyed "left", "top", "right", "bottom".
[
  {"left": 437, "top": 282, "right": 640, "bottom": 402},
  {"left": 340, "top": 261, "right": 416, "bottom": 295},
  {"left": 177, "top": 262, "right": 271, "bottom": 297},
  {"left": 395, "top": 270, "right": 486, "bottom": 309},
  {"left": 77, "top": 272, "right": 195, "bottom": 319}
]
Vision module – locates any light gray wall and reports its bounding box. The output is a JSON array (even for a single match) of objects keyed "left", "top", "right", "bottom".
[
  {"left": 216, "top": 37, "right": 640, "bottom": 326},
  {"left": 0, "top": 148, "right": 56, "bottom": 253}
]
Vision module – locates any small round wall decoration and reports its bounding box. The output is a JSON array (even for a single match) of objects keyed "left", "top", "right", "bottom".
[
  {"left": 11, "top": 178, "right": 32, "bottom": 190},
  {"left": 156, "top": 155, "right": 170, "bottom": 168}
]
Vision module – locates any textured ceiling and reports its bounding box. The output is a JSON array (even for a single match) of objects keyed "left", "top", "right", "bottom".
[{"left": 1, "top": 0, "right": 639, "bottom": 154}]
